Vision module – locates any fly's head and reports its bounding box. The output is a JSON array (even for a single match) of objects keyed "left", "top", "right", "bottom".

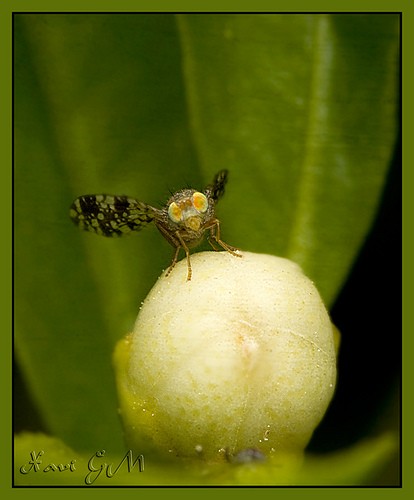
[{"left": 159, "top": 189, "right": 215, "bottom": 245}]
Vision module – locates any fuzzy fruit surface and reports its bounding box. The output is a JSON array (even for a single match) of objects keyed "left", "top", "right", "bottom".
[{"left": 114, "top": 251, "right": 337, "bottom": 462}]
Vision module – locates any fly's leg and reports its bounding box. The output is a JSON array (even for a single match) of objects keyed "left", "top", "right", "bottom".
[
  {"left": 207, "top": 236, "right": 221, "bottom": 252},
  {"left": 177, "top": 232, "right": 192, "bottom": 281},
  {"left": 165, "top": 245, "right": 181, "bottom": 278},
  {"left": 209, "top": 220, "right": 242, "bottom": 257},
  {"left": 156, "top": 223, "right": 191, "bottom": 280},
  {"left": 165, "top": 231, "right": 192, "bottom": 281}
]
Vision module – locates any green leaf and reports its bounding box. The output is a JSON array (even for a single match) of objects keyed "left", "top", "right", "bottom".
[
  {"left": 14, "top": 13, "right": 399, "bottom": 463},
  {"left": 177, "top": 13, "right": 399, "bottom": 305},
  {"left": 15, "top": 14, "right": 196, "bottom": 452}
]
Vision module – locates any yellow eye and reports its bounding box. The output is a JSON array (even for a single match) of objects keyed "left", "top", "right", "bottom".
[
  {"left": 168, "top": 202, "right": 182, "bottom": 222},
  {"left": 192, "top": 192, "right": 208, "bottom": 213}
]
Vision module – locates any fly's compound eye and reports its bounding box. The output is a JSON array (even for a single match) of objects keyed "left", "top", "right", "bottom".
[
  {"left": 192, "top": 192, "right": 208, "bottom": 213},
  {"left": 168, "top": 201, "right": 182, "bottom": 223}
]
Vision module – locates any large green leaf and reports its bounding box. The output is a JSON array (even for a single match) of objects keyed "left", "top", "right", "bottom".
[
  {"left": 177, "top": 13, "right": 399, "bottom": 303},
  {"left": 14, "top": 12, "right": 399, "bottom": 472}
]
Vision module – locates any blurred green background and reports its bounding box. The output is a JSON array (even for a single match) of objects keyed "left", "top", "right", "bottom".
[{"left": 14, "top": 13, "right": 400, "bottom": 485}]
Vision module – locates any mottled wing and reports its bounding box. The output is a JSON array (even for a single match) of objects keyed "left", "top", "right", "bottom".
[
  {"left": 69, "top": 194, "right": 156, "bottom": 237},
  {"left": 204, "top": 169, "right": 229, "bottom": 203}
]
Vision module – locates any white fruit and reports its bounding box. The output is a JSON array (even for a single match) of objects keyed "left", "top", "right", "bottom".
[{"left": 114, "top": 251, "right": 337, "bottom": 463}]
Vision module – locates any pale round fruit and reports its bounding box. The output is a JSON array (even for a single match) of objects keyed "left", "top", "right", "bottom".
[{"left": 114, "top": 251, "right": 337, "bottom": 463}]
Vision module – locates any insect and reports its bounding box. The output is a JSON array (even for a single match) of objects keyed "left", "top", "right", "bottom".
[{"left": 69, "top": 170, "right": 241, "bottom": 280}]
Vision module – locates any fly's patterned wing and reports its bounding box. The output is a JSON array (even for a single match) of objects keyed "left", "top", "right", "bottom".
[
  {"left": 204, "top": 169, "right": 228, "bottom": 203},
  {"left": 69, "top": 194, "right": 156, "bottom": 237}
]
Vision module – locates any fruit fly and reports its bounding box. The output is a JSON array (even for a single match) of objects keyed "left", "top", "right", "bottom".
[{"left": 69, "top": 170, "right": 241, "bottom": 280}]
